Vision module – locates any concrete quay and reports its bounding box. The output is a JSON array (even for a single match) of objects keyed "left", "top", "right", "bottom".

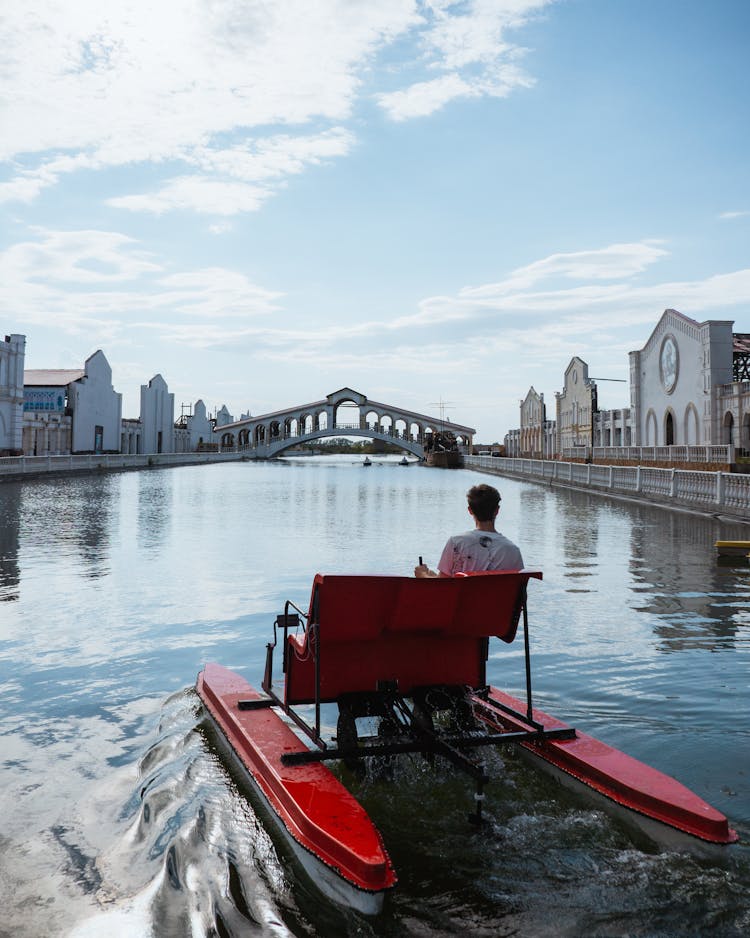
[
  {"left": 464, "top": 455, "right": 750, "bottom": 525},
  {"left": 0, "top": 450, "right": 244, "bottom": 483}
]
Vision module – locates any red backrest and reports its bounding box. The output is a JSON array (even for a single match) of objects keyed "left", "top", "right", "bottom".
[
  {"left": 284, "top": 570, "right": 542, "bottom": 704},
  {"left": 308, "top": 570, "right": 542, "bottom": 643}
]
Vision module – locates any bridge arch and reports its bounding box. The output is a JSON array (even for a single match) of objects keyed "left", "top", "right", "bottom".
[{"left": 267, "top": 427, "right": 425, "bottom": 458}]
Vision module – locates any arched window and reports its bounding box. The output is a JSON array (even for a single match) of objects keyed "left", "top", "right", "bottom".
[
  {"left": 665, "top": 411, "right": 675, "bottom": 446},
  {"left": 742, "top": 413, "right": 750, "bottom": 455},
  {"left": 684, "top": 404, "right": 700, "bottom": 445},
  {"left": 645, "top": 410, "right": 657, "bottom": 445},
  {"left": 723, "top": 412, "right": 734, "bottom": 446}
]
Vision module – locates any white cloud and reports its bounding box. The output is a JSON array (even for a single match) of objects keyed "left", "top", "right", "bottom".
[
  {"left": 376, "top": 73, "right": 477, "bottom": 120},
  {"left": 377, "top": 0, "right": 545, "bottom": 120},
  {"left": 0, "top": 1, "right": 418, "bottom": 210},
  {"left": 107, "top": 128, "right": 355, "bottom": 215},
  {"left": 0, "top": 227, "right": 281, "bottom": 345},
  {"left": 465, "top": 241, "right": 670, "bottom": 295},
  {"left": 0, "top": 2, "right": 551, "bottom": 210},
  {"left": 719, "top": 210, "right": 750, "bottom": 220},
  {"left": 0, "top": 229, "right": 160, "bottom": 284},
  {"left": 108, "top": 177, "right": 273, "bottom": 216}
]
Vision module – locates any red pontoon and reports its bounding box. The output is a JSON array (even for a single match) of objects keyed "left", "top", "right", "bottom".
[{"left": 196, "top": 570, "right": 737, "bottom": 914}]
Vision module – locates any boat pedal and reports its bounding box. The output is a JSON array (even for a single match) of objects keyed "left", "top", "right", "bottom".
[{"left": 237, "top": 697, "right": 275, "bottom": 710}]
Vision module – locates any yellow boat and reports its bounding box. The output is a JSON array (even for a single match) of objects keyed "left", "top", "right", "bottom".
[{"left": 715, "top": 540, "right": 750, "bottom": 558}]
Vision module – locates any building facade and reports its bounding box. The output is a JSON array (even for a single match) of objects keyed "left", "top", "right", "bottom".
[
  {"left": 24, "top": 350, "right": 122, "bottom": 455},
  {"left": 174, "top": 399, "right": 215, "bottom": 452},
  {"left": 555, "top": 357, "right": 597, "bottom": 455},
  {"left": 0, "top": 334, "right": 25, "bottom": 456},
  {"left": 629, "top": 309, "right": 734, "bottom": 447},
  {"left": 518, "top": 387, "right": 555, "bottom": 458},
  {"left": 140, "top": 374, "right": 175, "bottom": 455}
]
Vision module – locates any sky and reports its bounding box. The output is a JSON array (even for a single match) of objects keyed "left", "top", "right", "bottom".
[{"left": 1, "top": 0, "right": 748, "bottom": 442}]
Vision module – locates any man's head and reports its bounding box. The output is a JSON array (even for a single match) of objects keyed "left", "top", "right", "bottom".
[{"left": 466, "top": 484, "right": 501, "bottom": 522}]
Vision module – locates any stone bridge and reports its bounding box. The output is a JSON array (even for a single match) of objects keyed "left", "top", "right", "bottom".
[{"left": 215, "top": 387, "right": 476, "bottom": 458}]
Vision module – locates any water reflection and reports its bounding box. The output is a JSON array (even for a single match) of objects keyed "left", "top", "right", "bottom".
[
  {"left": 4, "top": 476, "right": 114, "bottom": 585},
  {"left": 627, "top": 504, "right": 750, "bottom": 652},
  {"left": 136, "top": 471, "right": 173, "bottom": 553},
  {"left": 0, "top": 482, "right": 21, "bottom": 601}
]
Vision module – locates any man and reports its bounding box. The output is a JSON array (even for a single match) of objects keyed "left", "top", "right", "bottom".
[{"left": 414, "top": 483, "right": 523, "bottom": 577}]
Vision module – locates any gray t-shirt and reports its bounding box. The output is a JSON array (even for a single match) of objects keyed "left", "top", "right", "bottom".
[{"left": 438, "top": 529, "right": 523, "bottom": 576}]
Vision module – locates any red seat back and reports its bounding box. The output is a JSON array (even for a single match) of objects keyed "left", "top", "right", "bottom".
[{"left": 285, "top": 570, "right": 542, "bottom": 704}]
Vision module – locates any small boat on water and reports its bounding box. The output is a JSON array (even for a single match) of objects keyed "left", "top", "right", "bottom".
[
  {"left": 398, "top": 456, "right": 409, "bottom": 465},
  {"left": 196, "top": 571, "right": 737, "bottom": 915},
  {"left": 362, "top": 457, "right": 372, "bottom": 466},
  {"left": 715, "top": 540, "right": 750, "bottom": 559}
]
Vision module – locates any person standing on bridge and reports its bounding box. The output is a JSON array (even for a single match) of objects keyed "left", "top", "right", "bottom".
[{"left": 414, "top": 483, "right": 523, "bottom": 577}]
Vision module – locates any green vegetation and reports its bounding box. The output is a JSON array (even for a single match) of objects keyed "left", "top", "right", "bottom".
[{"left": 288, "top": 437, "right": 405, "bottom": 455}]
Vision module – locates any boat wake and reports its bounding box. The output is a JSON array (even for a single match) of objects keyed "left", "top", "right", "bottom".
[
  {"left": 68, "top": 689, "right": 296, "bottom": 937},
  {"left": 65, "top": 688, "right": 749, "bottom": 938}
]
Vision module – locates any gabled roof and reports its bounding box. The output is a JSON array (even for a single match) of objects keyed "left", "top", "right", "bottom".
[{"left": 24, "top": 369, "right": 85, "bottom": 387}]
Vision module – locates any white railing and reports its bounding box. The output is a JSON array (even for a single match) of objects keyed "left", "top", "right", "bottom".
[
  {"left": 561, "top": 445, "right": 733, "bottom": 464},
  {"left": 465, "top": 455, "right": 750, "bottom": 519}
]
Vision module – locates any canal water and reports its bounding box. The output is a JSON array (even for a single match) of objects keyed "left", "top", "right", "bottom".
[{"left": 1, "top": 456, "right": 749, "bottom": 937}]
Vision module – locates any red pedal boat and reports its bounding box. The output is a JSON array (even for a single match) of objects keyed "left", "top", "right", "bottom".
[{"left": 196, "top": 570, "right": 738, "bottom": 914}]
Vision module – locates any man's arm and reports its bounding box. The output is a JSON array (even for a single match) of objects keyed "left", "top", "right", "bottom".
[
  {"left": 414, "top": 538, "right": 454, "bottom": 578},
  {"left": 414, "top": 563, "right": 441, "bottom": 578}
]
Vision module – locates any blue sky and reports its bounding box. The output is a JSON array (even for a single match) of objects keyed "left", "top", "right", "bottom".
[{"left": 1, "top": 0, "right": 748, "bottom": 441}]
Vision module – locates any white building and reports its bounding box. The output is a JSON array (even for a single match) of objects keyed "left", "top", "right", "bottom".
[
  {"left": 140, "top": 374, "right": 174, "bottom": 454},
  {"left": 24, "top": 350, "right": 122, "bottom": 455},
  {"left": 629, "top": 309, "right": 734, "bottom": 446},
  {"left": 174, "top": 399, "right": 215, "bottom": 453},
  {"left": 1, "top": 333, "right": 25, "bottom": 456},
  {"left": 556, "top": 357, "right": 597, "bottom": 456},
  {"left": 519, "top": 387, "right": 555, "bottom": 458},
  {"left": 214, "top": 404, "right": 234, "bottom": 427}
]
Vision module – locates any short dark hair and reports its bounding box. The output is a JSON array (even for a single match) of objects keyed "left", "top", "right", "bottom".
[{"left": 467, "top": 484, "right": 501, "bottom": 521}]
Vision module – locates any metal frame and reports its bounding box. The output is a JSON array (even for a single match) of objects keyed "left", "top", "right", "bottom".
[{"left": 237, "top": 586, "right": 576, "bottom": 822}]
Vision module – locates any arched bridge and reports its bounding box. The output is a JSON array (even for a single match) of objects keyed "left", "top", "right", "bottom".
[{"left": 215, "top": 387, "right": 476, "bottom": 458}]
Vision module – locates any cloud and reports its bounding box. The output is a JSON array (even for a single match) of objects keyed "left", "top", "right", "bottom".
[
  {"left": 0, "top": 227, "right": 281, "bottom": 345},
  {"left": 0, "top": 1, "right": 417, "bottom": 210},
  {"left": 107, "top": 128, "right": 355, "bottom": 215},
  {"left": 0, "top": 229, "right": 160, "bottom": 284},
  {"left": 719, "top": 210, "right": 750, "bottom": 220},
  {"left": 376, "top": 73, "right": 477, "bottom": 121},
  {"left": 376, "top": 0, "right": 546, "bottom": 120},
  {"left": 108, "top": 177, "right": 273, "bottom": 216},
  {"left": 0, "top": 2, "right": 550, "bottom": 210}
]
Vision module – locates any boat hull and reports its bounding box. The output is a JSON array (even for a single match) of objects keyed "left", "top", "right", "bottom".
[
  {"left": 426, "top": 451, "right": 463, "bottom": 468},
  {"left": 196, "top": 663, "right": 396, "bottom": 914},
  {"left": 474, "top": 687, "right": 738, "bottom": 848},
  {"left": 715, "top": 540, "right": 750, "bottom": 558}
]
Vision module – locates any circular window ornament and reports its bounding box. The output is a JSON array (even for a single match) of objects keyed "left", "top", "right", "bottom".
[{"left": 659, "top": 334, "right": 679, "bottom": 394}]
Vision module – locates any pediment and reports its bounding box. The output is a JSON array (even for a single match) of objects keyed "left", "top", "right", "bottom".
[{"left": 326, "top": 387, "right": 367, "bottom": 406}]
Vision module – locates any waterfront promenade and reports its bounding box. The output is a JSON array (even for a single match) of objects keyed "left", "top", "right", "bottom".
[
  {"left": 0, "top": 449, "right": 242, "bottom": 481},
  {"left": 466, "top": 454, "right": 750, "bottom": 523}
]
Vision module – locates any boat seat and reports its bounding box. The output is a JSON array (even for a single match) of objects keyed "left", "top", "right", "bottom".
[{"left": 284, "top": 570, "right": 542, "bottom": 705}]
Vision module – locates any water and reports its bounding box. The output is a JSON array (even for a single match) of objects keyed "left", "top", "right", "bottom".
[{"left": 1, "top": 456, "right": 749, "bottom": 937}]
